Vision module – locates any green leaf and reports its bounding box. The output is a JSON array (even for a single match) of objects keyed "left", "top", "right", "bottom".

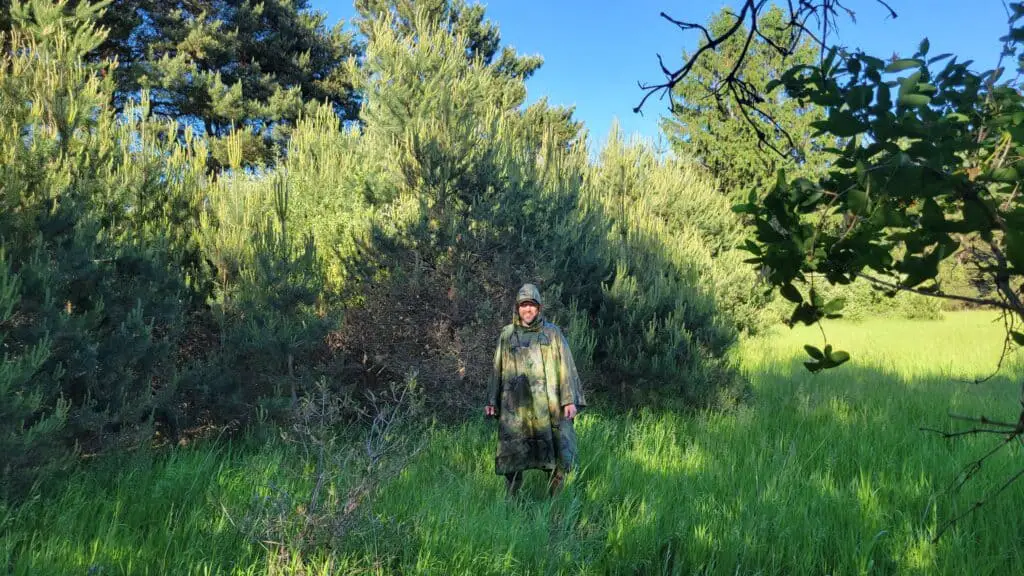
[
  {"left": 804, "top": 361, "right": 824, "bottom": 373},
  {"left": 988, "top": 166, "right": 1019, "bottom": 182},
  {"left": 810, "top": 288, "right": 824, "bottom": 308},
  {"left": 800, "top": 190, "right": 825, "bottom": 207},
  {"left": 828, "top": 350, "right": 851, "bottom": 366},
  {"left": 862, "top": 55, "right": 886, "bottom": 69},
  {"left": 780, "top": 283, "right": 803, "bottom": 303},
  {"left": 1011, "top": 331, "right": 1024, "bottom": 346},
  {"left": 804, "top": 345, "right": 824, "bottom": 360},
  {"left": 918, "top": 37, "right": 930, "bottom": 57},
  {"left": 775, "top": 168, "right": 788, "bottom": 192},
  {"left": 921, "top": 199, "right": 945, "bottom": 229},
  {"left": 875, "top": 83, "right": 892, "bottom": 110},
  {"left": 962, "top": 199, "right": 991, "bottom": 233},
  {"left": 928, "top": 53, "right": 954, "bottom": 64},
  {"left": 823, "top": 297, "right": 846, "bottom": 315},
  {"left": 848, "top": 188, "right": 870, "bottom": 214},
  {"left": 789, "top": 303, "right": 821, "bottom": 327},
  {"left": 845, "top": 85, "right": 874, "bottom": 110},
  {"left": 825, "top": 110, "right": 867, "bottom": 137},
  {"left": 885, "top": 58, "right": 925, "bottom": 73},
  {"left": 899, "top": 93, "right": 932, "bottom": 107}
]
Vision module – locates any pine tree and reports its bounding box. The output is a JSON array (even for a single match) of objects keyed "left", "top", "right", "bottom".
[
  {"left": 353, "top": 0, "right": 543, "bottom": 80},
  {"left": 4, "top": 0, "right": 364, "bottom": 168},
  {"left": 1, "top": 0, "right": 212, "bottom": 499},
  {"left": 140, "top": 0, "right": 363, "bottom": 167}
]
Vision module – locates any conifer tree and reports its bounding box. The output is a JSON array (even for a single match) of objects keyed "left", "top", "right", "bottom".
[
  {"left": 5, "top": 0, "right": 364, "bottom": 168},
  {"left": 1, "top": 0, "right": 211, "bottom": 498},
  {"left": 353, "top": 0, "right": 543, "bottom": 80}
]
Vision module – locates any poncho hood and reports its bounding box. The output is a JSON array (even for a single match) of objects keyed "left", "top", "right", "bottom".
[{"left": 513, "top": 283, "right": 544, "bottom": 331}]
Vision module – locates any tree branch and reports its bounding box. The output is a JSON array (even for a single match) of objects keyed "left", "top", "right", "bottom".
[
  {"left": 634, "top": 1, "right": 756, "bottom": 114},
  {"left": 948, "top": 413, "right": 1020, "bottom": 429},
  {"left": 935, "top": 466, "right": 1024, "bottom": 542},
  {"left": 921, "top": 426, "right": 1016, "bottom": 438},
  {"left": 855, "top": 271, "right": 1013, "bottom": 310},
  {"left": 637, "top": 0, "right": 900, "bottom": 156}
]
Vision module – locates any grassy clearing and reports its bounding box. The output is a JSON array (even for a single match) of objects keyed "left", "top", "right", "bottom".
[{"left": 4, "top": 311, "right": 1024, "bottom": 575}]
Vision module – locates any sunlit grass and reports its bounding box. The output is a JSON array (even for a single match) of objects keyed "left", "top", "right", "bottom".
[{"left": 3, "top": 311, "right": 1023, "bottom": 574}]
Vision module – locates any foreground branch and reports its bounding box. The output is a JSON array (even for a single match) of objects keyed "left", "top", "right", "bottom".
[
  {"left": 636, "top": 0, "right": 900, "bottom": 154},
  {"left": 923, "top": 410, "right": 1024, "bottom": 542},
  {"left": 855, "top": 272, "right": 1013, "bottom": 311}
]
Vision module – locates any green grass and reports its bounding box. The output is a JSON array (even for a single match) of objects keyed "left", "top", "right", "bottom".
[{"left": 4, "top": 311, "right": 1024, "bottom": 575}]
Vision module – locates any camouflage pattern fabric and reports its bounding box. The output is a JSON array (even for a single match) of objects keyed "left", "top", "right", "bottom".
[{"left": 486, "top": 284, "right": 587, "bottom": 476}]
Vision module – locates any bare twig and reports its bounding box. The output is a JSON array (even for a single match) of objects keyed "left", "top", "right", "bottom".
[
  {"left": 922, "top": 404, "right": 1024, "bottom": 542},
  {"left": 855, "top": 271, "right": 1012, "bottom": 310},
  {"left": 947, "top": 413, "right": 1020, "bottom": 429},
  {"left": 955, "top": 308, "right": 1018, "bottom": 385},
  {"left": 934, "top": 466, "right": 1024, "bottom": 542},
  {"left": 948, "top": 433, "right": 1018, "bottom": 495},
  {"left": 637, "top": 0, "right": 901, "bottom": 157},
  {"left": 921, "top": 426, "right": 1017, "bottom": 438},
  {"left": 635, "top": 1, "right": 756, "bottom": 114}
]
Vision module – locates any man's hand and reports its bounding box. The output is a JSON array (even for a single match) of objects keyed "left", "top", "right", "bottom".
[
  {"left": 485, "top": 405, "right": 496, "bottom": 417},
  {"left": 563, "top": 404, "right": 577, "bottom": 420}
]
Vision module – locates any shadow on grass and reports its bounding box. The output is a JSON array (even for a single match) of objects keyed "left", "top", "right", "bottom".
[
  {"left": 364, "top": 357, "right": 1024, "bottom": 575},
  {"left": 4, "top": 358, "right": 1024, "bottom": 576}
]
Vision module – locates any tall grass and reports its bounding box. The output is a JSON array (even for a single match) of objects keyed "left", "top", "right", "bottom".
[{"left": 4, "top": 311, "right": 1023, "bottom": 575}]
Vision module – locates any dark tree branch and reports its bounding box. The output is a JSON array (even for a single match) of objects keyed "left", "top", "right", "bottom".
[
  {"left": 855, "top": 272, "right": 1013, "bottom": 310},
  {"left": 947, "top": 432, "right": 1018, "bottom": 495},
  {"left": 948, "top": 413, "right": 1021, "bottom": 429},
  {"left": 634, "top": 1, "right": 755, "bottom": 114},
  {"left": 934, "top": 466, "right": 1024, "bottom": 542},
  {"left": 660, "top": 12, "right": 714, "bottom": 46},
  {"left": 955, "top": 308, "right": 1018, "bottom": 386},
  {"left": 923, "top": 408, "right": 1024, "bottom": 542},
  {"left": 637, "top": 0, "right": 900, "bottom": 156},
  {"left": 921, "top": 427, "right": 1017, "bottom": 438}
]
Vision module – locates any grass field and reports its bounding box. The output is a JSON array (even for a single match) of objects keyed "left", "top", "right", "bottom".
[{"left": 3, "top": 311, "right": 1024, "bottom": 575}]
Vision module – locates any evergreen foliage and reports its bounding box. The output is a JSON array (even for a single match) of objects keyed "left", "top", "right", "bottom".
[
  {"left": 3, "top": 0, "right": 365, "bottom": 168},
  {"left": 305, "top": 15, "right": 756, "bottom": 409},
  {"left": 1, "top": 0, "right": 210, "bottom": 497},
  {"left": 353, "top": 0, "right": 543, "bottom": 80},
  {"left": 1, "top": 0, "right": 774, "bottom": 501},
  {"left": 191, "top": 161, "right": 334, "bottom": 422}
]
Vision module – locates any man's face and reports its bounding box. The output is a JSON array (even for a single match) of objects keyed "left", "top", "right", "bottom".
[{"left": 518, "top": 301, "right": 539, "bottom": 324}]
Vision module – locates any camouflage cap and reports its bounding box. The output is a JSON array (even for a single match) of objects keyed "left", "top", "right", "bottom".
[{"left": 516, "top": 283, "right": 542, "bottom": 306}]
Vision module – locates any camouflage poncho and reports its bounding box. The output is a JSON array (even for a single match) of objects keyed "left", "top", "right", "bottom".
[{"left": 486, "top": 285, "right": 587, "bottom": 476}]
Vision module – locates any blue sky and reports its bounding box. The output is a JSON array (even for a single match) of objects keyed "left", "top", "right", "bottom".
[{"left": 311, "top": 1, "right": 1012, "bottom": 149}]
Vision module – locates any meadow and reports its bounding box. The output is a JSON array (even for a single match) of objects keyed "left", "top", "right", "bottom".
[{"left": 3, "top": 311, "right": 1023, "bottom": 575}]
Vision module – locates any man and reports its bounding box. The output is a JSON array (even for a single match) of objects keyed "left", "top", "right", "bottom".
[{"left": 485, "top": 283, "right": 586, "bottom": 497}]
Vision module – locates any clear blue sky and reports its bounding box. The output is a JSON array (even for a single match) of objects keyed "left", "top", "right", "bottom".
[{"left": 310, "top": 0, "right": 1011, "bottom": 149}]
